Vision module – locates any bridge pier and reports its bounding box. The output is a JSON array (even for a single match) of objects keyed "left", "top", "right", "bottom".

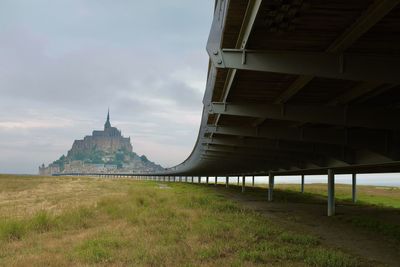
[
  {"left": 252, "top": 176, "right": 255, "bottom": 187},
  {"left": 328, "top": 169, "right": 335, "bottom": 216},
  {"left": 242, "top": 176, "right": 245, "bottom": 192},
  {"left": 215, "top": 176, "right": 217, "bottom": 186},
  {"left": 352, "top": 173, "right": 357, "bottom": 203},
  {"left": 268, "top": 172, "right": 274, "bottom": 202},
  {"left": 198, "top": 176, "right": 201, "bottom": 184},
  {"left": 301, "top": 175, "right": 305, "bottom": 193},
  {"left": 226, "top": 176, "right": 229, "bottom": 187},
  {"left": 206, "top": 176, "right": 209, "bottom": 185},
  {"left": 237, "top": 176, "right": 239, "bottom": 185}
]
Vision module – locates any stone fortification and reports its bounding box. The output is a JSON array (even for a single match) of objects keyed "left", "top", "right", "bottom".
[
  {"left": 67, "top": 128, "right": 132, "bottom": 158},
  {"left": 39, "top": 110, "right": 163, "bottom": 175}
]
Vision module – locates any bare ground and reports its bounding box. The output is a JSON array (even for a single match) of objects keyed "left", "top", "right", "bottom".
[{"left": 214, "top": 185, "right": 400, "bottom": 267}]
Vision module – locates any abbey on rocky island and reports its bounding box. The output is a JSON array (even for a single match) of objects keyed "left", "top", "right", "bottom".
[
  {"left": 39, "top": 110, "right": 163, "bottom": 175},
  {"left": 67, "top": 110, "right": 132, "bottom": 158}
]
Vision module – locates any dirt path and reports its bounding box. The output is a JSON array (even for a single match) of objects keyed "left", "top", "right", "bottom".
[{"left": 215, "top": 186, "right": 400, "bottom": 267}]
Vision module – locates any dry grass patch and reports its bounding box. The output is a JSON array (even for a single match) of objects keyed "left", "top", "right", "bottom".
[{"left": 0, "top": 175, "right": 369, "bottom": 266}]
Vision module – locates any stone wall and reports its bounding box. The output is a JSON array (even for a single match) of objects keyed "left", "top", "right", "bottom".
[{"left": 67, "top": 127, "right": 132, "bottom": 158}]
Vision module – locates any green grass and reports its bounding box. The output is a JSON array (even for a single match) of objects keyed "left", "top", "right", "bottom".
[
  {"left": 227, "top": 183, "right": 400, "bottom": 245},
  {"left": 0, "top": 219, "right": 26, "bottom": 241},
  {"left": 338, "top": 215, "right": 400, "bottom": 242},
  {"left": 0, "top": 207, "right": 97, "bottom": 243},
  {"left": 275, "top": 183, "right": 400, "bottom": 209},
  {"left": 304, "top": 249, "right": 358, "bottom": 267},
  {"left": 73, "top": 232, "right": 127, "bottom": 263},
  {"left": 0, "top": 175, "right": 369, "bottom": 266}
]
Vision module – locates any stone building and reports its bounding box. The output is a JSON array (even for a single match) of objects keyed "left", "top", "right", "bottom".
[
  {"left": 67, "top": 110, "right": 132, "bottom": 158},
  {"left": 39, "top": 163, "right": 60, "bottom": 176},
  {"left": 38, "top": 110, "right": 163, "bottom": 175}
]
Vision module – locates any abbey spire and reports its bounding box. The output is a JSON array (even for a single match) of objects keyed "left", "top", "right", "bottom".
[{"left": 104, "top": 108, "right": 111, "bottom": 129}]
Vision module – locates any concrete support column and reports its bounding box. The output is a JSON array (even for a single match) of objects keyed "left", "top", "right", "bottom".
[
  {"left": 268, "top": 172, "right": 274, "bottom": 202},
  {"left": 328, "top": 169, "right": 335, "bottom": 216},
  {"left": 226, "top": 176, "right": 229, "bottom": 187},
  {"left": 185, "top": 176, "right": 188, "bottom": 183},
  {"left": 173, "top": 176, "right": 176, "bottom": 182},
  {"left": 352, "top": 173, "right": 357, "bottom": 203},
  {"left": 301, "top": 174, "right": 305, "bottom": 193},
  {"left": 215, "top": 176, "right": 217, "bottom": 186},
  {"left": 242, "top": 176, "right": 245, "bottom": 193},
  {"left": 237, "top": 176, "right": 240, "bottom": 185},
  {"left": 252, "top": 176, "right": 255, "bottom": 187},
  {"left": 198, "top": 176, "right": 201, "bottom": 184},
  {"left": 206, "top": 176, "right": 209, "bottom": 185}
]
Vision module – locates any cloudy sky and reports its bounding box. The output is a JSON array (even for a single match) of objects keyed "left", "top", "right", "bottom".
[{"left": 0, "top": 0, "right": 214, "bottom": 174}]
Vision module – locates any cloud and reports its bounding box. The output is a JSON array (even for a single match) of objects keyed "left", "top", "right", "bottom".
[{"left": 0, "top": 0, "right": 214, "bottom": 173}]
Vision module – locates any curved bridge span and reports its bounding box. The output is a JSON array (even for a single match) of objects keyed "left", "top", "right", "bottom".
[{"left": 67, "top": 0, "right": 400, "bottom": 216}]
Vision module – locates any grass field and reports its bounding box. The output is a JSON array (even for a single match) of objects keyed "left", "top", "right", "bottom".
[
  {"left": 0, "top": 175, "right": 398, "bottom": 266},
  {"left": 275, "top": 183, "right": 400, "bottom": 209}
]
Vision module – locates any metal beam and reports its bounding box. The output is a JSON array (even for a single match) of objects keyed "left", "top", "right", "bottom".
[
  {"left": 210, "top": 102, "right": 400, "bottom": 130},
  {"left": 202, "top": 136, "right": 355, "bottom": 163},
  {"left": 207, "top": 125, "right": 344, "bottom": 145},
  {"left": 207, "top": 125, "right": 399, "bottom": 162},
  {"left": 211, "top": 49, "right": 400, "bottom": 84},
  {"left": 204, "top": 144, "right": 329, "bottom": 166},
  {"left": 328, "top": 81, "right": 382, "bottom": 106},
  {"left": 212, "top": 0, "right": 262, "bottom": 130},
  {"left": 355, "top": 84, "right": 397, "bottom": 104},
  {"left": 202, "top": 149, "right": 311, "bottom": 165},
  {"left": 326, "top": 0, "right": 400, "bottom": 52},
  {"left": 200, "top": 153, "right": 299, "bottom": 171},
  {"left": 272, "top": 0, "right": 400, "bottom": 104},
  {"left": 274, "top": 76, "right": 314, "bottom": 104}
]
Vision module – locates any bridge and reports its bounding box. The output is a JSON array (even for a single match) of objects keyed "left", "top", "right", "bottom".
[{"left": 65, "top": 0, "right": 400, "bottom": 216}]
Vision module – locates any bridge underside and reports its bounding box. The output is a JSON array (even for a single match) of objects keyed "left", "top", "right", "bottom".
[
  {"left": 67, "top": 1, "right": 400, "bottom": 217},
  {"left": 160, "top": 0, "right": 400, "bottom": 178}
]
